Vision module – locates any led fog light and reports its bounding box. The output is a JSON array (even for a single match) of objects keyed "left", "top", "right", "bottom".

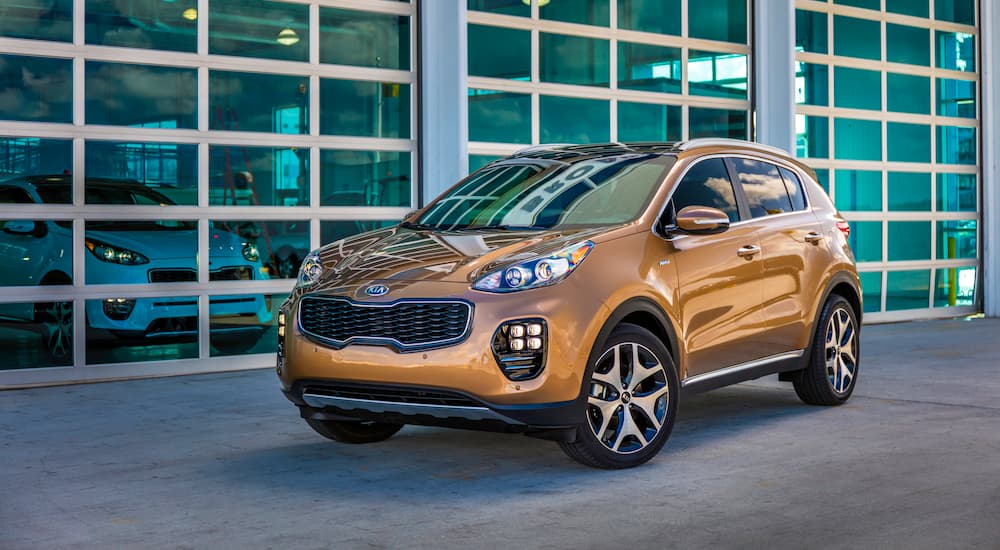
[
  {"left": 102, "top": 298, "right": 137, "bottom": 321},
  {"left": 492, "top": 318, "right": 548, "bottom": 381}
]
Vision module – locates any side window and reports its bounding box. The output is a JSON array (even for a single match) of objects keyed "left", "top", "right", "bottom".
[
  {"left": 732, "top": 158, "right": 793, "bottom": 218},
  {"left": 670, "top": 158, "right": 739, "bottom": 223},
  {"left": 779, "top": 166, "right": 807, "bottom": 211},
  {"left": 0, "top": 186, "right": 34, "bottom": 204}
]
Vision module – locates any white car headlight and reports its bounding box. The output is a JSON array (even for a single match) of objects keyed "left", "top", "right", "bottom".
[
  {"left": 296, "top": 251, "right": 323, "bottom": 288},
  {"left": 85, "top": 239, "right": 149, "bottom": 265},
  {"left": 473, "top": 241, "right": 593, "bottom": 293}
]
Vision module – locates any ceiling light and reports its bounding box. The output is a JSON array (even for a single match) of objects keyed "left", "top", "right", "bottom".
[
  {"left": 277, "top": 27, "right": 300, "bottom": 46},
  {"left": 182, "top": 7, "right": 197, "bottom": 20}
]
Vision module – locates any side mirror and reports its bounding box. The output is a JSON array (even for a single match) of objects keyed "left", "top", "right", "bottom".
[
  {"left": 674, "top": 206, "right": 731, "bottom": 235},
  {"left": 2, "top": 220, "right": 43, "bottom": 237}
]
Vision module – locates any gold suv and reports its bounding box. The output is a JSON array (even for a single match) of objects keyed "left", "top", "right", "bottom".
[{"left": 277, "top": 139, "right": 861, "bottom": 469}]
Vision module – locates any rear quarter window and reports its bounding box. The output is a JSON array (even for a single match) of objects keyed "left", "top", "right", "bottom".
[
  {"left": 778, "top": 166, "right": 808, "bottom": 211},
  {"left": 731, "top": 158, "right": 793, "bottom": 217}
]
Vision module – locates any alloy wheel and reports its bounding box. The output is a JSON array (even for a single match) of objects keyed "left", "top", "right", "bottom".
[
  {"left": 587, "top": 342, "right": 669, "bottom": 454},
  {"left": 41, "top": 301, "right": 73, "bottom": 360},
  {"left": 825, "top": 307, "right": 857, "bottom": 394}
]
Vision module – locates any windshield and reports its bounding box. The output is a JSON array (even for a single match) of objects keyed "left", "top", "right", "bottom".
[{"left": 413, "top": 153, "right": 674, "bottom": 231}]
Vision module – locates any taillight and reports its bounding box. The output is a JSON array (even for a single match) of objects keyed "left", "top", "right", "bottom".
[{"left": 836, "top": 220, "right": 851, "bottom": 238}]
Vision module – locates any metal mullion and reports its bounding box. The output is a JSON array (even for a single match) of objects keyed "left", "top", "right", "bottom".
[
  {"left": 310, "top": 0, "right": 413, "bottom": 16},
  {"left": 467, "top": 11, "right": 539, "bottom": 31},
  {"left": 466, "top": 143, "right": 524, "bottom": 156},
  {"left": 309, "top": 147, "right": 321, "bottom": 250},
  {"left": 531, "top": 21, "right": 540, "bottom": 144}
]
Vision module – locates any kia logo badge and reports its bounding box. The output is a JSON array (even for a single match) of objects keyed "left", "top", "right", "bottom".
[{"left": 365, "top": 284, "right": 389, "bottom": 297}]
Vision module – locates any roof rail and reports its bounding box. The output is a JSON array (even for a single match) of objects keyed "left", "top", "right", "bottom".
[
  {"left": 675, "top": 138, "right": 790, "bottom": 157},
  {"left": 511, "top": 143, "right": 575, "bottom": 156}
]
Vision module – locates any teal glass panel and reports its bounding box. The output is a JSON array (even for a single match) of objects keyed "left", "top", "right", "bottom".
[
  {"left": 935, "top": 0, "right": 975, "bottom": 25},
  {"left": 814, "top": 169, "right": 830, "bottom": 193},
  {"left": 0, "top": 0, "right": 72, "bottom": 42},
  {"left": 87, "top": 62, "right": 196, "bottom": 128},
  {"left": 888, "top": 221, "right": 931, "bottom": 261},
  {"left": 321, "top": 220, "right": 397, "bottom": 244},
  {"left": 937, "top": 220, "right": 977, "bottom": 259},
  {"left": 835, "top": 170, "right": 881, "bottom": 211},
  {"left": 795, "top": 10, "right": 827, "bottom": 54},
  {"left": 84, "top": 220, "right": 196, "bottom": 285},
  {"left": 834, "top": 67, "right": 880, "bottom": 111},
  {"left": 886, "top": 24, "right": 929, "bottom": 66},
  {"left": 539, "top": 96, "right": 609, "bottom": 143},
  {"left": 886, "top": 270, "right": 930, "bottom": 311},
  {"left": 934, "top": 267, "right": 976, "bottom": 307},
  {"left": 936, "top": 126, "right": 976, "bottom": 165},
  {"left": 618, "top": 0, "right": 680, "bottom": 36},
  {"left": 937, "top": 173, "right": 976, "bottom": 211},
  {"left": 795, "top": 115, "right": 829, "bottom": 159},
  {"left": 0, "top": 217, "right": 72, "bottom": 288},
  {"left": 469, "top": 155, "right": 503, "bottom": 173},
  {"left": 887, "top": 172, "right": 931, "bottom": 211},
  {"left": 848, "top": 221, "right": 882, "bottom": 263},
  {"left": 210, "top": 0, "right": 308, "bottom": 62},
  {"left": 469, "top": 90, "right": 531, "bottom": 144},
  {"left": 887, "top": 123, "right": 931, "bottom": 163},
  {"left": 540, "top": 33, "right": 609, "bottom": 87},
  {"left": 688, "top": 51, "right": 747, "bottom": 99},
  {"left": 858, "top": 271, "right": 882, "bottom": 313},
  {"left": 887, "top": 73, "right": 930, "bottom": 114},
  {"left": 689, "top": 0, "right": 747, "bottom": 44},
  {"left": 319, "top": 150, "right": 410, "bottom": 207},
  {"left": 86, "top": 0, "right": 196, "bottom": 51},
  {"left": 469, "top": 25, "right": 530, "bottom": 79},
  {"left": 210, "top": 219, "right": 307, "bottom": 279},
  {"left": 0, "top": 55, "right": 72, "bottom": 123},
  {"left": 320, "top": 8, "right": 409, "bottom": 69},
  {"left": 86, "top": 141, "right": 198, "bottom": 206},
  {"left": 617, "top": 102, "right": 681, "bottom": 142},
  {"left": 936, "top": 31, "right": 975, "bottom": 72},
  {"left": 320, "top": 79, "right": 409, "bottom": 138},
  {"left": 210, "top": 293, "right": 286, "bottom": 356},
  {"left": 834, "top": 16, "right": 881, "bottom": 61},
  {"left": 211, "top": 71, "right": 308, "bottom": 134},
  {"left": 0, "top": 138, "right": 73, "bottom": 190},
  {"left": 796, "top": 62, "right": 828, "bottom": 106},
  {"left": 209, "top": 146, "right": 309, "bottom": 206},
  {"left": 689, "top": 108, "right": 748, "bottom": 139},
  {"left": 540, "top": 0, "right": 609, "bottom": 26},
  {"left": 618, "top": 42, "right": 681, "bottom": 93},
  {"left": 86, "top": 294, "right": 196, "bottom": 364},
  {"left": 834, "top": 0, "right": 879, "bottom": 9},
  {"left": 887, "top": 0, "right": 929, "bottom": 18},
  {"left": 0, "top": 299, "right": 73, "bottom": 368},
  {"left": 834, "top": 119, "right": 881, "bottom": 161},
  {"left": 937, "top": 78, "right": 976, "bottom": 118},
  {"left": 468, "top": 0, "right": 529, "bottom": 17}
]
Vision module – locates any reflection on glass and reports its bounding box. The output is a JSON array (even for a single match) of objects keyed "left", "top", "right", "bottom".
[
  {"left": 835, "top": 170, "right": 881, "bottom": 212},
  {"left": 86, "top": 0, "right": 196, "bottom": 52},
  {"left": 0, "top": 219, "right": 72, "bottom": 285},
  {"left": 887, "top": 0, "right": 928, "bottom": 18},
  {"left": 0, "top": 0, "right": 72, "bottom": 42},
  {"left": 796, "top": 62, "right": 828, "bottom": 106},
  {"left": 937, "top": 78, "right": 975, "bottom": 118},
  {"left": 469, "top": 155, "right": 503, "bottom": 174},
  {"left": 834, "top": 67, "right": 880, "bottom": 111},
  {"left": 689, "top": 108, "right": 748, "bottom": 139},
  {"left": 321, "top": 8, "right": 409, "bottom": 69},
  {"left": 835, "top": 0, "right": 879, "bottom": 9},
  {"left": 937, "top": 173, "right": 976, "bottom": 211},
  {"left": 0, "top": 138, "right": 73, "bottom": 187},
  {"left": 209, "top": 146, "right": 308, "bottom": 206},
  {"left": 469, "top": 90, "right": 531, "bottom": 144},
  {"left": 887, "top": 172, "right": 931, "bottom": 211},
  {"left": 468, "top": 25, "right": 530, "bottom": 80},
  {"left": 886, "top": 270, "right": 929, "bottom": 311},
  {"left": 887, "top": 73, "right": 930, "bottom": 114},
  {"left": 689, "top": 0, "right": 747, "bottom": 43},
  {"left": 936, "top": 31, "right": 975, "bottom": 72},
  {"left": 467, "top": 0, "right": 529, "bottom": 17},
  {"left": 210, "top": 0, "right": 308, "bottom": 62},
  {"left": 859, "top": 271, "right": 882, "bottom": 313},
  {"left": 86, "top": 62, "right": 196, "bottom": 128},
  {"left": 0, "top": 300, "right": 73, "bottom": 369},
  {"left": 689, "top": 51, "right": 747, "bottom": 99},
  {"left": 886, "top": 24, "right": 929, "bottom": 66},
  {"left": 796, "top": 10, "right": 827, "bottom": 54},
  {"left": 618, "top": 102, "right": 681, "bottom": 142},
  {"left": 936, "top": 126, "right": 976, "bottom": 165},
  {"left": 0, "top": 55, "right": 72, "bottom": 123},
  {"left": 888, "top": 221, "right": 931, "bottom": 261},
  {"left": 210, "top": 220, "right": 307, "bottom": 279},
  {"left": 210, "top": 293, "right": 284, "bottom": 356},
  {"left": 85, "top": 296, "right": 198, "bottom": 364},
  {"left": 540, "top": 34, "right": 609, "bottom": 87},
  {"left": 795, "top": 115, "right": 829, "bottom": 159},
  {"left": 85, "top": 220, "right": 197, "bottom": 284},
  {"left": 935, "top": 267, "right": 975, "bottom": 307},
  {"left": 618, "top": 0, "right": 680, "bottom": 36},
  {"left": 321, "top": 220, "right": 397, "bottom": 245},
  {"left": 937, "top": 220, "right": 976, "bottom": 260},
  {"left": 618, "top": 43, "right": 681, "bottom": 94},
  {"left": 86, "top": 141, "right": 198, "bottom": 206},
  {"left": 834, "top": 118, "right": 881, "bottom": 161},
  {"left": 539, "top": 0, "right": 609, "bottom": 26},
  {"left": 320, "top": 150, "right": 411, "bottom": 207},
  {"left": 539, "top": 96, "right": 609, "bottom": 143},
  {"left": 320, "top": 79, "right": 409, "bottom": 138},
  {"left": 887, "top": 123, "right": 931, "bottom": 163},
  {"left": 210, "top": 70, "right": 308, "bottom": 134},
  {"left": 834, "top": 15, "right": 881, "bottom": 61},
  {"left": 848, "top": 221, "right": 882, "bottom": 263},
  {"left": 935, "top": 0, "right": 974, "bottom": 25}
]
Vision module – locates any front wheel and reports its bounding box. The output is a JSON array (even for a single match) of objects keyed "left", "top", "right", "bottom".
[
  {"left": 560, "top": 323, "right": 679, "bottom": 469},
  {"left": 305, "top": 418, "right": 403, "bottom": 444},
  {"left": 793, "top": 294, "right": 860, "bottom": 405}
]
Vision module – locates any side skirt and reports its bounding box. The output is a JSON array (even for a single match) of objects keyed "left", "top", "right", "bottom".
[{"left": 680, "top": 350, "right": 806, "bottom": 396}]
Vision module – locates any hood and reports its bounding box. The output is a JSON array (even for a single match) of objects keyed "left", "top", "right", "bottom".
[
  {"left": 86, "top": 229, "right": 249, "bottom": 261},
  {"left": 309, "top": 225, "right": 622, "bottom": 291}
]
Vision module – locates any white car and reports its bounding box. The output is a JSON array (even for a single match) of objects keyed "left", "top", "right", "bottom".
[{"left": 0, "top": 175, "right": 273, "bottom": 360}]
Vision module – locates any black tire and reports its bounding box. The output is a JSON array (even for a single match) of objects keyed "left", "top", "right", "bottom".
[
  {"left": 304, "top": 418, "right": 403, "bottom": 444},
  {"left": 793, "top": 294, "right": 860, "bottom": 406},
  {"left": 559, "top": 323, "right": 679, "bottom": 469}
]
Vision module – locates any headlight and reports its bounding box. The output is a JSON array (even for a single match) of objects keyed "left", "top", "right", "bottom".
[
  {"left": 85, "top": 239, "right": 149, "bottom": 265},
  {"left": 242, "top": 242, "right": 259, "bottom": 262},
  {"left": 296, "top": 251, "right": 323, "bottom": 288},
  {"left": 473, "top": 241, "right": 593, "bottom": 293}
]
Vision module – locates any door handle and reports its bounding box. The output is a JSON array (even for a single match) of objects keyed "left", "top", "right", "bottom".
[
  {"left": 737, "top": 245, "right": 761, "bottom": 258},
  {"left": 805, "top": 232, "right": 825, "bottom": 244}
]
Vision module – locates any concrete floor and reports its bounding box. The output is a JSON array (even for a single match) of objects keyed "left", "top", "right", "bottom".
[{"left": 2, "top": 318, "right": 999, "bottom": 549}]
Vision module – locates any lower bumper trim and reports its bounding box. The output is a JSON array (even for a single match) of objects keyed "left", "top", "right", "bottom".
[{"left": 301, "top": 392, "right": 524, "bottom": 424}]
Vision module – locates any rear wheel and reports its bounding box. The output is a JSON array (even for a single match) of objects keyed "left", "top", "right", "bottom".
[
  {"left": 793, "top": 294, "right": 860, "bottom": 405},
  {"left": 560, "top": 323, "right": 678, "bottom": 469},
  {"left": 304, "top": 418, "right": 403, "bottom": 444}
]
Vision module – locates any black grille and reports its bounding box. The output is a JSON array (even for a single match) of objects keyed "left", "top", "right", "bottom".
[
  {"left": 149, "top": 269, "right": 196, "bottom": 283},
  {"left": 303, "top": 383, "right": 481, "bottom": 407},
  {"left": 298, "top": 297, "right": 471, "bottom": 351},
  {"left": 210, "top": 266, "right": 253, "bottom": 281}
]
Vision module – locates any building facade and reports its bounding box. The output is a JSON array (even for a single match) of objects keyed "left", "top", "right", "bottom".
[{"left": 0, "top": 0, "right": 995, "bottom": 386}]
